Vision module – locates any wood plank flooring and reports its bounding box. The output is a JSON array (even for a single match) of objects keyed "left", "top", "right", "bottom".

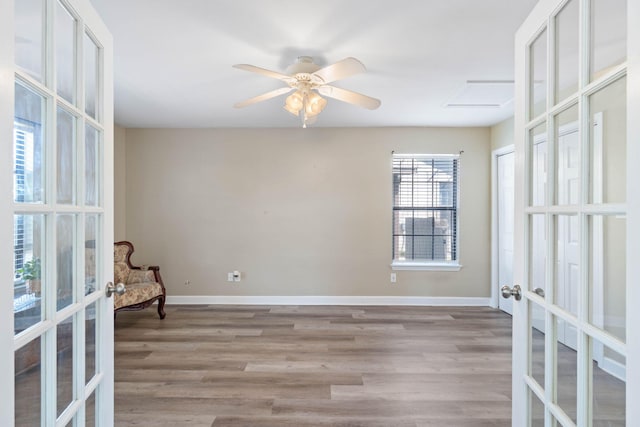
[{"left": 114, "top": 305, "right": 513, "bottom": 426}]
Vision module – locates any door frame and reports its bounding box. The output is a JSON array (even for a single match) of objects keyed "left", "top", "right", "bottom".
[
  {"left": 627, "top": 0, "right": 640, "bottom": 422},
  {"left": 0, "top": 0, "right": 16, "bottom": 422}
]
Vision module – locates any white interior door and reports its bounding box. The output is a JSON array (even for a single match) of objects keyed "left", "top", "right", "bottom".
[
  {"left": 556, "top": 126, "right": 580, "bottom": 350},
  {"left": 0, "top": 0, "right": 114, "bottom": 425},
  {"left": 497, "top": 149, "right": 515, "bottom": 315},
  {"left": 511, "top": 0, "right": 636, "bottom": 426}
]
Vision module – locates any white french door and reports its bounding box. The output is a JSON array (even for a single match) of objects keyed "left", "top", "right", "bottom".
[
  {"left": 511, "top": 0, "right": 638, "bottom": 425},
  {"left": 0, "top": 0, "right": 114, "bottom": 425}
]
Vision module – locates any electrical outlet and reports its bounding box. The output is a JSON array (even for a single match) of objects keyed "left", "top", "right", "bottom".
[
  {"left": 233, "top": 270, "right": 241, "bottom": 282},
  {"left": 227, "top": 272, "right": 234, "bottom": 282},
  {"left": 184, "top": 280, "right": 191, "bottom": 286},
  {"left": 390, "top": 273, "right": 397, "bottom": 283}
]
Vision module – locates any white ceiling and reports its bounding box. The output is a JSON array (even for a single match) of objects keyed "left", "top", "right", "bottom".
[{"left": 88, "top": 0, "right": 538, "bottom": 128}]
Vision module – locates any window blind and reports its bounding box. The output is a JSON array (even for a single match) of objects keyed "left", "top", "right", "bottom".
[
  {"left": 392, "top": 155, "right": 459, "bottom": 262},
  {"left": 13, "top": 119, "right": 38, "bottom": 286}
]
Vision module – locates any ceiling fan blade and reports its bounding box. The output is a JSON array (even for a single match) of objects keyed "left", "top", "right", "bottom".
[
  {"left": 312, "top": 57, "right": 366, "bottom": 84},
  {"left": 234, "top": 87, "right": 293, "bottom": 108},
  {"left": 317, "top": 85, "right": 381, "bottom": 110},
  {"left": 233, "top": 64, "right": 294, "bottom": 82}
]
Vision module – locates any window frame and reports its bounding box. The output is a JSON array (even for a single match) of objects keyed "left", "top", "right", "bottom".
[{"left": 391, "top": 153, "right": 462, "bottom": 271}]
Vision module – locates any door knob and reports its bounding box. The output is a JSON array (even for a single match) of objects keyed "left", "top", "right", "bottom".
[
  {"left": 105, "top": 282, "right": 126, "bottom": 298},
  {"left": 501, "top": 285, "right": 522, "bottom": 301}
]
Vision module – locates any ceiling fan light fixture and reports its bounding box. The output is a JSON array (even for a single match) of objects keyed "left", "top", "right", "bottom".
[
  {"left": 284, "top": 91, "right": 304, "bottom": 116},
  {"left": 305, "top": 92, "right": 327, "bottom": 117}
]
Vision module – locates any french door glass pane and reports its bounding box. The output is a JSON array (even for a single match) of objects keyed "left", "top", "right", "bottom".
[
  {"left": 529, "top": 214, "right": 546, "bottom": 296},
  {"left": 57, "top": 107, "right": 76, "bottom": 205},
  {"left": 555, "top": 214, "right": 579, "bottom": 317},
  {"left": 57, "top": 316, "right": 74, "bottom": 417},
  {"left": 85, "top": 215, "right": 98, "bottom": 295},
  {"left": 555, "top": 104, "right": 580, "bottom": 206},
  {"left": 14, "top": 82, "right": 45, "bottom": 204},
  {"left": 589, "top": 215, "right": 626, "bottom": 342},
  {"left": 55, "top": 1, "right": 76, "bottom": 104},
  {"left": 14, "top": 214, "right": 45, "bottom": 335},
  {"left": 85, "top": 125, "right": 99, "bottom": 206},
  {"left": 555, "top": 316, "right": 578, "bottom": 423},
  {"left": 530, "top": 29, "right": 547, "bottom": 120},
  {"left": 554, "top": 0, "right": 579, "bottom": 104},
  {"left": 84, "top": 33, "right": 99, "bottom": 120},
  {"left": 531, "top": 389, "right": 545, "bottom": 427},
  {"left": 530, "top": 303, "right": 545, "bottom": 388},
  {"left": 529, "top": 123, "right": 547, "bottom": 207},
  {"left": 15, "top": 337, "right": 42, "bottom": 426},
  {"left": 589, "top": 76, "right": 626, "bottom": 204},
  {"left": 86, "top": 302, "right": 97, "bottom": 383},
  {"left": 15, "top": 0, "right": 44, "bottom": 82},
  {"left": 85, "top": 391, "right": 96, "bottom": 426},
  {"left": 590, "top": 0, "right": 627, "bottom": 82},
  {"left": 592, "top": 338, "right": 625, "bottom": 426},
  {"left": 56, "top": 214, "right": 76, "bottom": 311}
]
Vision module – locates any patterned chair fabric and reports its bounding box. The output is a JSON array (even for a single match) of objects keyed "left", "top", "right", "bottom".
[{"left": 113, "top": 241, "right": 166, "bottom": 319}]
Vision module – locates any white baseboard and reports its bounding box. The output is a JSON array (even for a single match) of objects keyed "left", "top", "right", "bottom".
[{"left": 165, "top": 295, "right": 491, "bottom": 306}]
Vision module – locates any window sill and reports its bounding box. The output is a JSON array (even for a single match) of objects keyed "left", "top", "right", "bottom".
[{"left": 390, "top": 262, "right": 462, "bottom": 272}]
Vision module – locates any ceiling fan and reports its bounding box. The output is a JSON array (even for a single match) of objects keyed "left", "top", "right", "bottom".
[{"left": 233, "top": 56, "right": 381, "bottom": 127}]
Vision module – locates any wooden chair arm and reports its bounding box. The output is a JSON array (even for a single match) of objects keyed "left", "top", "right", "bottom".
[{"left": 130, "top": 265, "right": 159, "bottom": 271}]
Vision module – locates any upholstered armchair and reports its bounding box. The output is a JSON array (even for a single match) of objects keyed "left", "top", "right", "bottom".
[{"left": 114, "top": 241, "right": 166, "bottom": 319}]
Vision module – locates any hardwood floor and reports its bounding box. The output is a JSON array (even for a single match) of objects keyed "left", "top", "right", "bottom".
[{"left": 114, "top": 305, "right": 514, "bottom": 426}]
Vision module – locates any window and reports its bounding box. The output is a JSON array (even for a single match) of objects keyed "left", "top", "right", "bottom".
[
  {"left": 13, "top": 117, "right": 43, "bottom": 310},
  {"left": 13, "top": 119, "right": 36, "bottom": 283},
  {"left": 392, "top": 154, "right": 460, "bottom": 270}
]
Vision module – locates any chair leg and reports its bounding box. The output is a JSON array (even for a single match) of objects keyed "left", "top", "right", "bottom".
[{"left": 157, "top": 296, "right": 166, "bottom": 319}]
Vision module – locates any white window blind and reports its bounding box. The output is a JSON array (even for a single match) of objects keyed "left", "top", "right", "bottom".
[
  {"left": 14, "top": 123, "right": 27, "bottom": 277},
  {"left": 392, "top": 154, "right": 459, "bottom": 263},
  {"left": 13, "top": 120, "right": 37, "bottom": 286}
]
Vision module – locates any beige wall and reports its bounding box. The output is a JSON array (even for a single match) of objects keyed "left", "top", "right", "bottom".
[
  {"left": 490, "top": 116, "right": 514, "bottom": 151},
  {"left": 122, "top": 127, "right": 492, "bottom": 298},
  {"left": 114, "top": 125, "right": 127, "bottom": 241}
]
